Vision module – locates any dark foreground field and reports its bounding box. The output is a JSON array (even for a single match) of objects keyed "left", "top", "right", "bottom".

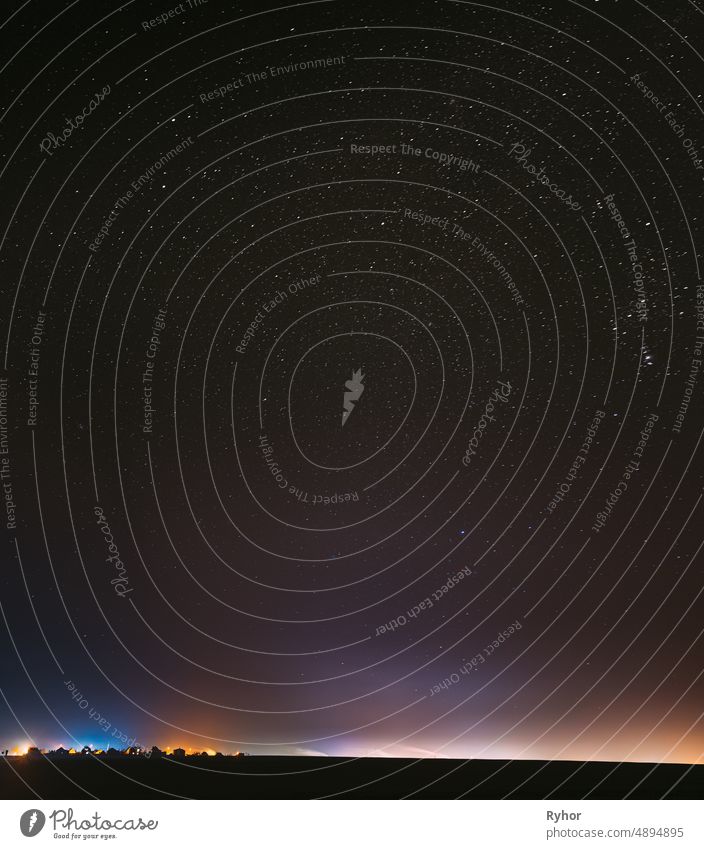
[{"left": 1, "top": 756, "right": 701, "bottom": 799}]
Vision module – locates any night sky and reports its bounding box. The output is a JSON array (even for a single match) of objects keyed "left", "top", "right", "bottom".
[{"left": 1, "top": 0, "right": 703, "bottom": 769}]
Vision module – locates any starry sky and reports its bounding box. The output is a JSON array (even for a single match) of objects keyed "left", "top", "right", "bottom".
[{"left": 1, "top": 0, "right": 703, "bottom": 770}]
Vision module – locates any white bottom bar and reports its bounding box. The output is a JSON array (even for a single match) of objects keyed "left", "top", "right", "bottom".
[{"left": 0, "top": 799, "right": 702, "bottom": 848}]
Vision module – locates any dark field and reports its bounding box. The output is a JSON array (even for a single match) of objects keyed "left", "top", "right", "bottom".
[{"left": 1, "top": 756, "right": 701, "bottom": 799}]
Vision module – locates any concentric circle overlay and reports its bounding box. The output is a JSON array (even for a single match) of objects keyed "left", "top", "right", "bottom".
[{"left": 0, "top": 0, "right": 703, "bottom": 801}]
